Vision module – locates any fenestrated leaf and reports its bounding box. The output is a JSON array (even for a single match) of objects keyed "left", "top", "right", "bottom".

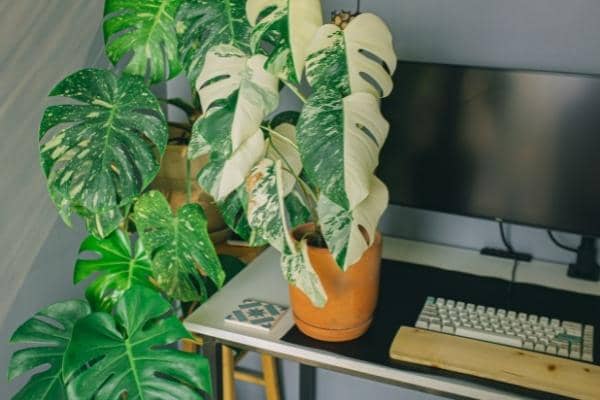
[
  {"left": 8, "top": 300, "right": 91, "bottom": 400},
  {"left": 318, "top": 176, "right": 388, "bottom": 269},
  {"left": 246, "top": 159, "right": 326, "bottom": 306},
  {"left": 176, "top": 0, "right": 252, "bottom": 83},
  {"left": 39, "top": 68, "right": 168, "bottom": 238},
  {"left": 246, "top": 0, "right": 323, "bottom": 83},
  {"left": 297, "top": 87, "right": 390, "bottom": 269},
  {"left": 189, "top": 47, "right": 278, "bottom": 200},
  {"left": 74, "top": 230, "right": 153, "bottom": 312},
  {"left": 63, "top": 286, "right": 211, "bottom": 400},
  {"left": 133, "top": 190, "right": 225, "bottom": 302},
  {"left": 306, "top": 13, "right": 397, "bottom": 98},
  {"left": 297, "top": 87, "right": 389, "bottom": 211},
  {"left": 103, "top": 0, "right": 183, "bottom": 83}
]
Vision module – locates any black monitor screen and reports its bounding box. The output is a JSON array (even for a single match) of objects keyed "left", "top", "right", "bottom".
[{"left": 379, "top": 61, "right": 600, "bottom": 237}]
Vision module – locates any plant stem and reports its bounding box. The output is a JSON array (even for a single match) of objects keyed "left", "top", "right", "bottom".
[
  {"left": 185, "top": 156, "right": 192, "bottom": 204},
  {"left": 261, "top": 125, "right": 298, "bottom": 149},
  {"left": 282, "top": 80, "right": 308, "bottom": 104}
]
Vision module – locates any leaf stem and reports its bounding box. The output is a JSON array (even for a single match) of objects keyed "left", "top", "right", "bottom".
[
  {"left": 261, "top": 125, "right": 298, "bottom": 149},
  {"left": 282, "top": 80, "right": 307, "bottom": 104},
  {"left": 185, "top": 156, "right": 192, "bottom": 204}
]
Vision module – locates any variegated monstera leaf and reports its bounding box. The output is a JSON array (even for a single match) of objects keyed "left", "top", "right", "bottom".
[
  {"left": 39, "top": 69, "right": 168, "bottom": 238},
  {"left": 297, "top": 87, "right": 389, "bottom": 269},
  {"left": 246, "top": 159, "right": 326, "bottom": 306},
  {"left": 306, "top": 13, "right": 397, "bottom": 98},
  {"left": 189, "top": 45, "right": 279, "bottom": 201},
  {"left": 133, "top": 191, "right": 225, "bottom": 302},
  {"left": 104, "top": 0, "right": 183, "bottom": 83},
  {"left": 176, "top": 0, "right": 252, "bottom": 83},
  {"left": 246, "top": 0, "right": 323, "bottom": 83}
]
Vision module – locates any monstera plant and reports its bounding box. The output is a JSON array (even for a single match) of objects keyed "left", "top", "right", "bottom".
[
  {"left": 9, "top": 1, "right": 396, "bottom": 398},
  {"left": 185, "top": 1, "right": 397, "bottom": 341}
]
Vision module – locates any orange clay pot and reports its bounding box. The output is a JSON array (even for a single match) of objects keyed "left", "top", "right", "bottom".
[{"left": 289, "top": 224, "right": 382, "bottom": 342}]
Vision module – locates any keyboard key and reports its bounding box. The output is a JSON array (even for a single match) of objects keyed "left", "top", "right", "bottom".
[{"left": 416, "top": 320, "right": 428, "bottom": 329}]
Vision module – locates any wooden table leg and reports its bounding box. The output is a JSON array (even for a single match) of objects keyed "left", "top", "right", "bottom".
[
  {"left": 261, "top": 354, "right": 281, "bottom": 400},
  {"left": 222, "top": 345, "right": 236, "bottom": 400}
]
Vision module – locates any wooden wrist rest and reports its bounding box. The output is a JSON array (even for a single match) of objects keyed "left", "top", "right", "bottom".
[{"left": 389, "top": 327, "right": 600, "bottom": 400}]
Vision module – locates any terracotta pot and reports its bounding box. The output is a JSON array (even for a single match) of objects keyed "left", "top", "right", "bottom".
[
  {"left": 288, "top": 224, "right": 382, "bottom": 342},
  {"left": 150, "top": 143, "right": 231, "bottom": 243}
]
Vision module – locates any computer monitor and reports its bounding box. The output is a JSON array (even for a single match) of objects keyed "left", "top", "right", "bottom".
[{"left": 379, "top": 61, "right": 600, "bottom": 238}]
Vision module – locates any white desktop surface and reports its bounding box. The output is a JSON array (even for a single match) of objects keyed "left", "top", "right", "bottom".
[{"left": 184, "top": 236, "right": 600, "bottom": 400}]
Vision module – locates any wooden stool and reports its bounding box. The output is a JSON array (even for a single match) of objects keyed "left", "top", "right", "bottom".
[{"left": 182, "top": 338, "right": 281, "bottom": 400}]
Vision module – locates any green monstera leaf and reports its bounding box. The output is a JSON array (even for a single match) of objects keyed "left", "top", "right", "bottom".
[
  {"left": 246, "top": 0, "right": 323, "bottom": 83},
  {"left": 8, "top": 300, "right": 91, "bottom": 400},
  {"left": 74, "top": 230, "right": 153, "bottom": 312},
  {"left": 63, "top": 286, "right": 211, "bottom": 399},
  {"left": 133, "top": 190, "right": 225, "bottom": 302},
  {"left": 218, "top": 187, "right": 268, "bottom": 246},
  {"left": 103, "top": 0, "right": 184, "bottom": 83},
  {"left": 297, "top": 87, "right": 389, "bottom": 269},
  {"left": 176, "top": 0, "right": 252, "bottom": 83},
  {"left": 189, "top": 46, "right": 279, "bottom": 200},
  {"left": 306, "top": 13, "right": 397, "bottom": 98},
  {"left": 246, "top": 158, "right": 326, "bottom": 306},
  {"left": 265, "top": 111, "right": 302, "bottom": 195},
  {"left": 39, "top": 68, "right": 168, "bottom": 238}
]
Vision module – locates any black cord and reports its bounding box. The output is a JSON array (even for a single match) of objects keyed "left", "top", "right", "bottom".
[
  {"left": 498, "top": 220, "right": 520, "bottom": 306},
  {"left": 547, "top": 230, "right": 577, "bottom": 252}
]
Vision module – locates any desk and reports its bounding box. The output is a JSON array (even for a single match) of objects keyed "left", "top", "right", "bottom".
[{"left": 185, "top": 237, "right": 600, "bottom": 399}]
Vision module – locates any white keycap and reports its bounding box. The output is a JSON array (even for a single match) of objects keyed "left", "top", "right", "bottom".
[
  {"left": 442, "top": 325, "right": 455, "bottom": 334},
  {"left": 429, "top": 322, "right": 441, "bottom": 331},
  {"left": 562, "top": 321, "right": 582, "bottom": 337},
  {"left": 558, "top": 347, "right": 569, "bottom": 357},
  {"left": 546, "top": 345, "right": 557, "bottom": 355},
  {"left": 507, "top": 311, "right": 516, "bottom": 319},
  {"left": 518, "top": 313, "right": 527, "bottom": 321},
  {"left": 456, "top": 301, "right": 465, "bottom": 310},
  {"left": 524, "top": 342, "right": 534, "bottom": 350},
  {"left": 455, "top": 327, "right": 523, "bottom": 348},
  {"left": 583, "top": 353, "right": 593, "bottom": 362},
  {"left": 539, "top": 316, "right": 549, "bottom": 326},
  {"left": 535, "top": 343, "right": 545, "bottom": 352},
  {"left": 416, "top": 320, "right": 428, "bottom": 329},
  {"left": 528, "top": 315, "right": 538, "bottom": 323},
  {"left": 436, "top": 298, "right": 446, "bottom": 306},
  {"left": 551, "top": 318, "right": 560, "bottom": 327}
]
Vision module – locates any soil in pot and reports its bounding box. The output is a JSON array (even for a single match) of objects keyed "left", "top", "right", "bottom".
[{"left": 288, "top": 224, "right": 382, "bottom": 342}]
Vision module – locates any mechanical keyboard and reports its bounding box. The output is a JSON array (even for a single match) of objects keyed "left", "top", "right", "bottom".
[{"left": 415, "top": 296, "right": 595, "bottom": 362}]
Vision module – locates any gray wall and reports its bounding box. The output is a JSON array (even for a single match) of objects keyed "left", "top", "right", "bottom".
[{"left": 0, "top": 1, "right": 105, "bottom": 398}]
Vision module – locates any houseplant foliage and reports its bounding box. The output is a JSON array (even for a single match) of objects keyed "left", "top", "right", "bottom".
[
  {"left": 9, "top": 0, "right": 397, "bottom": 397},
  {"left": 186, "top": 1, "right": 397, "bottom": 306}
]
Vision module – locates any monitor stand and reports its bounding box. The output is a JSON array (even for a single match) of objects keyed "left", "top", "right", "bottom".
[{"left": 568, "top": 236, "right": 600, "bottom": 281}]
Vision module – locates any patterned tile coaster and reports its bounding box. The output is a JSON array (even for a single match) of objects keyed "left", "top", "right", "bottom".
[{"left": 225, "top": 299, "right": 289, "bottom": 332}]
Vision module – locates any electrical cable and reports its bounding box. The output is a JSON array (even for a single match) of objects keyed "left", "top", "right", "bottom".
[
  {"left": 498, "top": 220, "right": 520, "bottom": 306},
  {"left": 547, "top": 230, "right": 577, "bottom": 252},
  {"left": 356, "top": 0, "right": 361, "bottom": 13}
]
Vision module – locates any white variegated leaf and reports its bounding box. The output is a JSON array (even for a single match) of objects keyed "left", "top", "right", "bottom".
[
  {"left": 246, "top": 0, "right": 323, "bottom": 83},
  {"left": 190, "top": 47, "right": 279, "bottom": 200},
  {"left": 245, "top": 158, "right": 294, "bottom": 253},
  {"left": 246, "top": 158, "right": 326, "bottom": 306},
  {"left": 281, "top": 240, "right": 327, "bottom": 308},
  {"left": 306, "top": 13, "right": 397, "bottom": 98},
  {"left": 318, "top": 176, "right": 388, "bottom": 269},
  {"left": 265, "top": 114, "right": 302, "bottom": 195},
  {"left": 297, "top": 88, "right": 389, "bottom": 210}
]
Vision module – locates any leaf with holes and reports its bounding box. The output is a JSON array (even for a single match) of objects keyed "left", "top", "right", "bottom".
[
  {"left": 63, "top": 286, "right": 211, "bottom": 399},
  {"left": 305, "top": 13, "right": 397, "bottom": 98},
  {"left": 39, "top": 69, "right": 168, "bottom": 238},
  {"left": 246, "top": 158, "right": 326, "bottom": 306},
  {"left": 74, "top": 230, "right": 153, "bottom": 312},
  {"left": 8, "top": 300, "right": 91, "bottom": 400},
  {"left": 189, "top": 46, "right": 278, "bottom": 200},
  {"left": 103, "top": 0, "right": 183, "bottom": 83},
  {"left": 133, "top": 190, "right": 225, "bottom": 302},
  {"left": 176, "top": 0, "right": 252, "bottom": 83},
  {"left": 246, "top": 0, "right": 323, "bottom": 83},
  {"left": 297, "top": 87, "right": 389, "bottom": 268}
]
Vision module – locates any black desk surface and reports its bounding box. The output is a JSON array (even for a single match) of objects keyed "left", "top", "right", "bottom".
[{"left": 282, "top": 258, "right": 600, "bottom": 398}]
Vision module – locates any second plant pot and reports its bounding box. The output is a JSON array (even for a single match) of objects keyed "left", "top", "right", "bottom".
[{"left": 289, "top": 224, "right": 383, "bottom": 342}]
